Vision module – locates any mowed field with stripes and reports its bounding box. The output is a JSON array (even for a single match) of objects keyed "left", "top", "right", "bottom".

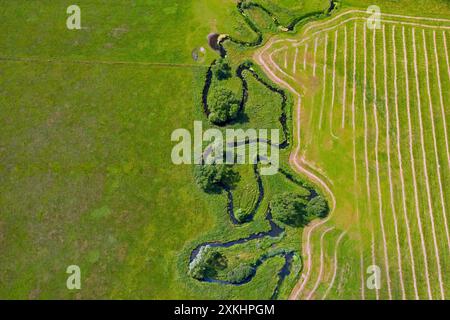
[{"left": 256, "top": 10, "right": 450, "bottom": 299}]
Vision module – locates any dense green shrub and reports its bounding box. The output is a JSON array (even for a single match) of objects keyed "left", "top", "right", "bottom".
[
  {"left": 271, "top": 192, "right": 308, "bottom": 227},
  {"left": 226, "top": 264, "right": 254, "bottom": 284},
  {"left": 270, "top": 192, "right": 328, "bottom": 227},
  {"left": 194, "top": 163, "right": 239, "bottom": 193},
  {"left": 189, "top": 246, "right": 228, "bottom": 280},
  {"left": 212, "top": 57, "right": 232, "bottom": 80},
  {"left": 208, "top": 87, "right": 240, "bottom": 125},
  {"left": 234, "top": 208, "right": 251, "bottom": 223},
  {"left": 306, "top": 195, "right": 328, "bottom": 219}
]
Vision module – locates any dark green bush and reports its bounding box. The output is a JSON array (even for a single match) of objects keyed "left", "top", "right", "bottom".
[
  {"left": 208, "top": 87, "right": 240, "bottom": 125},
  {"left": 189, "top": 247, "right": 228, "bottom": 280},
  {"left": 212, "top": 57, "right": 232, "bottom": 80},
  {"left": 226, "top": 264, "right": 254, "bottom": 284},
  {"left": 270, "top": 192, "right": 328, "bottom": 227},
  {"left": 306, "top": 195, "right": 329, "bottom": 219},
  {"left": 194, "top": 163, "right": 239, "bottom": 193},
  {"left": 271, "top": 192, "right": 308, "bottom": 227},
  {"left": 235, "top": 208, "right": 251, "bottom": 223}
]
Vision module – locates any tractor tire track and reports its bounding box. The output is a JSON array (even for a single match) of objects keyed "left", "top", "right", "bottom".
[
  {"left": 322, "top": 230, "right": 347, "bottom": 299},
  {"left": 306, "top": 227, "right": 335, "bottom": 300}
]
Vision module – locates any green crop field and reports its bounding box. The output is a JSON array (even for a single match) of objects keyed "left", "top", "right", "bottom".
[{"left": 1, "top": 0, "right": 450, "bottom": 301}]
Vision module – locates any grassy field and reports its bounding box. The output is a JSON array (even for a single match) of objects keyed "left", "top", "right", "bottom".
[
  {"left": 0, "top": 0, "right": 249, "bottom": 299},
  {"left": 0, "top": 0, "right": 329, "bottom": 299},
  {"left": 257, "top": 1, "right": 450, "bottom": 300},
  {"left": 2, "top": 0, "right": 449, "bottom": 300}
]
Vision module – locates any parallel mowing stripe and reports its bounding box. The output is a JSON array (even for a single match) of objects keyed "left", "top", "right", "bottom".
[
  {"left": 383, "top": 24, "right": 406, "bottom": 300},
  {"left": 260, "top": 14, "right": 450, "bottom": 301},
  {"left": 372, "top": 26, "right": 392, "bottom": 300},
  {"left": 351, "top": 22, "right": 365, "bottom": 300},
  {"left": 313, "top": 37, "right": 319, "bottom": 76},
  {"left": 402, "top": 26, "right": 433, "bottom": 300},
  {"left": 434, "top": 31, "right": 450, "bottom": 173},
  {"left": 300, "top": 10, "right": 450, "bottom": 37},
  {"left": 284, "top": 50, "right": 288, "bottom": 69},
  {"left": 420, "top": 29, "right": 447, "bottom": 299},
  {"left": 363, "top": 23, "right": 379, "bottom": 301},
  {"left": 443, "top": 32, "right": 450, "bottom": 84},
  {"left": 330, "top": 29, "right": 339, "bottom": 139},
  {"left": 412, "top": 28, "right": 445, "bottom": 300},
  {"left": 341, "top": 26, "right": 348, "bottom": 128},
  {"left": 433, "top": 31, "right": 450, "bottom": 251},
  {"left": 293, "top": 47, "right": 298, "bottom": 74},
  {"left": 289, "top": 17, "right": 450, "bottom": 52},
  {"left": 318, "top": 34, "right": 329, "bottom": 129},
  {"left": 392, "top": 25, "right": 419, "bottom": 300},
  {"left": 307, "top": 39, "right": 318, "bottom": 149},
  {"left": 424, "top": 30, "right": 450, "bottom": 254},
  {"left": 304, "top": 43, "right": 308, "bottom": 70}
]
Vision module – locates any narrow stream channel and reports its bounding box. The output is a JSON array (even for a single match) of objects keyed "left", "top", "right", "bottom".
[{"left": 190, "top": 0, "right": 338, "bottom": 299}]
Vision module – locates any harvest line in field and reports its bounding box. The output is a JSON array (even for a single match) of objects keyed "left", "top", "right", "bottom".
[{"left": 256, "top": 9, "right": 450, "bottom": 300}]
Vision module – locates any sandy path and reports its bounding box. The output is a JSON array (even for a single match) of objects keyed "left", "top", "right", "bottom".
[
  {"left": 306, "top": 227, "right": 335, "bottom": 300},
  {"left": 288, "top": 104, "right": 337, "bottom": 300},
  {"left": 268, "top": 47, "right": 307, "bottom": 91}
]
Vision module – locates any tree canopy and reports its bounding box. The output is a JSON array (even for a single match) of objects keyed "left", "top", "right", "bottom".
[
  {"left": 208, "top": 87, "right": 240, "bottom": 125},
  {"left": 189, "top": 247, "right": 228, "bottom": 280},
  {"left": 306, "top": 195, "right": 329, "bottom": 219},
  {"left": 226, "top": 263, "right": 254, "bottom": 284},
  {"left": 270, "top": 192, "right": 328, "bottom": 227},
  {"left": 194, "top": 163, "right": 239, "bottom": 193},
  {"left": 212, "top": 57, "right": 232, "bottom": 80}
]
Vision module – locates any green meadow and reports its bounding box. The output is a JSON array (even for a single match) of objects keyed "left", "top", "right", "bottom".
[
  {"left": 0, "top": 0, "right": 328, "bottom": 299},
  {"left": 1, "top": 0, "right": 449, "bottom": 300}
]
